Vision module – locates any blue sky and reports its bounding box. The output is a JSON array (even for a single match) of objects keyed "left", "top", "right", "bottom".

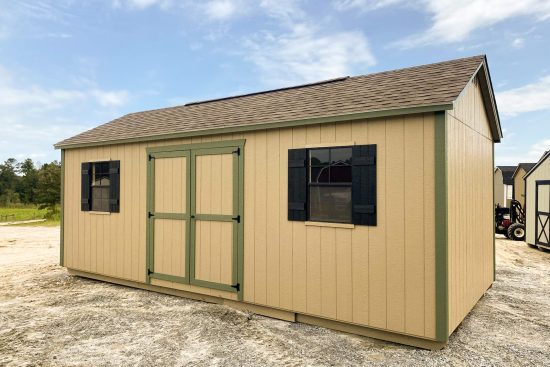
[{"left": 0, "top": 0, "right": 549, "bottom": 166}]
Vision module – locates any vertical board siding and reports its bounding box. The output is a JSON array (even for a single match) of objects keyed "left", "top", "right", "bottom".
[
  {"left": 64, "top": 114, "right": 437, "bottom": 339},
  {"left": 513, "top": 169, "right": 526, "bottom": 207},
  {"left": 447, "top": 80, "right": 494, "bottom": 333}
]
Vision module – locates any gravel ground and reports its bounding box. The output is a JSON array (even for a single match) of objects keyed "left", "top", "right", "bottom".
[{"left": 0, "top": 227, "right": 549, "bottom": 366}]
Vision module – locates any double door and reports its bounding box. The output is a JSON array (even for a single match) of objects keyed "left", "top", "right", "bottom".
[{"left": 146, "top": 142, "right": 243, "bottom": 295}]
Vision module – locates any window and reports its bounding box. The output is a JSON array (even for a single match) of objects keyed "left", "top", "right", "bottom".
[
  {"left": 91, "top": 162, "right": 110, "bottom": 212},
  {"left": 288, "top": 144, "right": 376, "bottom": 226},
  {"left": 81, "top": 161, "right": 120, "bottom": 213},
  {"left": 309, "top": 147, "right": 352, "bottom": 223}
]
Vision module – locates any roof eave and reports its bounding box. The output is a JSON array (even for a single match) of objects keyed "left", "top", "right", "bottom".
[
  {"left": 478, "top": 57, "right": 503, "bottom": 142},
  {"left": 54, "top": 103, "right": 453, "bottom": 150}
]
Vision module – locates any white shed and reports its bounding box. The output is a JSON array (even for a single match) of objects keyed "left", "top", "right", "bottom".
[{"left": 525, "top": 151, "right": 550, "bottom": 249}]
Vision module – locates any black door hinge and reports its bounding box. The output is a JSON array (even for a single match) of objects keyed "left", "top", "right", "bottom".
[
  {"left": 147, "top": 269, "right": 153, "bottom": 275},
  {"left": 148, "top": 212, "right": 154, "bottom": 218},
  {"left": 231, "top": 283, "right": 240, "bottom": 291},
  {"left": 233, "top": 147, "right": 240, "bottom": 156},
  {"left": 148, "top": 154, "right": 154, "bottom": 161},
  {"left": 232, "top": 215, "right": 240, "bottom": 223}
]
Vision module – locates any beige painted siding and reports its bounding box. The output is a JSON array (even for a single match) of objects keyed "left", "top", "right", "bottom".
[
  {"left": 513, "top": 168, "right": 527, "bottom": 207},
  {"left": 63, "top": 113, "right": 437, "bottom": 339},
  {"left": 446, "top": 78, "right": 494, "bottom": 334},
  {"left": 494, "top": 170, "right": 504, "bottom": 206},
  {"left": 525, "top": 158, "right": 550, "bottom": 244}
]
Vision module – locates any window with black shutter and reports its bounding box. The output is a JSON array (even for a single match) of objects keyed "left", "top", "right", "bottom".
[
  {"left": 81, "top": 160, "right": 120, "bottom": 213},
  {"left": 288, "top": 145, "right": 376, "bottom": 225}
]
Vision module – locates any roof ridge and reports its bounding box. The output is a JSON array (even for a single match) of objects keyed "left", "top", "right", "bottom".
[
  {"left": 348, "top": 54, "right": 485, "bottom": 81},
  {"left": 185, "top": 77, "right": 350, "bottom": 106}
]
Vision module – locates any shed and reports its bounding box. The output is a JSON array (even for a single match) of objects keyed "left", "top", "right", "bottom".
[
  {"left": 512, "top": 163, "right": 536, "bottom": 207},
  {"left": 54, "top": 55, "right": 502, "bottom": 349},
  {"left": 524, "top": 151, "right": 550, "bottom": 249},
  {"left": 494, "top": 165, "right": 515, "bottom": 207}
]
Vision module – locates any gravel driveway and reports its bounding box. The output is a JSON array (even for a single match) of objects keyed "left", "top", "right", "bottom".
[{"left": 0, "top": 227, "right": 549, "bottom": 366}]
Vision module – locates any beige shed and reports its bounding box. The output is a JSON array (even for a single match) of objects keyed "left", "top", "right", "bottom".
[
  {"left": 55, "top": 55, "right": 502, "bottom": 349},
  {"left": 494, "top": 166, "right": 515, "bottom": 207},
  {"left": 512, "top": 163, "right": 536, "bottom": 208},
  {"left": 524, "top": 151, "right": 550, "bottom": 249}
]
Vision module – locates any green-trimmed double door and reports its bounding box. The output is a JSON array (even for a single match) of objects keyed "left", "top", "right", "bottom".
[{"left": 146, "top": 143, "right": 242, "bottom": 294}]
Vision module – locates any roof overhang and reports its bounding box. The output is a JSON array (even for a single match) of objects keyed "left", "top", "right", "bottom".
[{"left": 54, "top": 103, "right": 453, "bottom": 150}]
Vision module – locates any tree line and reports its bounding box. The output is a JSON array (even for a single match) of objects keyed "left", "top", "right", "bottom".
[{"left": 0, "top": 158, "right": 61, "bottom": 210}]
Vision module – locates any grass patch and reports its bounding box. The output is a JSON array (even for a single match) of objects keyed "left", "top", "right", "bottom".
[{"left": 0, "top": 206, "right": 48, "bottom": 222}]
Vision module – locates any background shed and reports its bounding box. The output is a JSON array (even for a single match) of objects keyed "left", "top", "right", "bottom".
[
  {"left": 525, "top": 151, "right": 550, "bottom": 249},
  {"left": 494, "top": 166, "right": 515, "bottom": 207}
]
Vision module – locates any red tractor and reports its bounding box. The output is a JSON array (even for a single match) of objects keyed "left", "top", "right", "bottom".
[{"left": 495, "top": 199, "right": 526, "bottom": 241}]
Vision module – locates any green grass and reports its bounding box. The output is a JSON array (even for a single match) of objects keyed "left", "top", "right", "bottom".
[
  {"left": 0, "top": 206, "right": 48, "bottom": 222},
  {"left": 0, "top": 205, "right": 60, "bottom": 226}
]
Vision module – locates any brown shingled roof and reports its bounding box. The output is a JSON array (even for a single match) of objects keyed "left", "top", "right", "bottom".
[{"left": 55, "top": 55, "right": 500, "bottom": 148}]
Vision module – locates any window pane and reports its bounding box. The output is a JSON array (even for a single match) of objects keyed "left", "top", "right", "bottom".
[
  {"left": 309, "top": 186, "right": 352, "bottom": 223},
  {"left": 92, "top": 162, "right": 110, "bottom": 187},
  {"left": 330, "top": 166, "right": 352, "bottom": 183},
  {"left": 310, "top": 149, "right": 329, "bottom": 166},
  {"left": 310, "top": 166, "right": 329, "bottom": 183},
  {"left": 92, "top": 186, "right": 110, "bottom": 212},
  {"left": 330, "top": 147, "right": 352, "bottom": 165}
]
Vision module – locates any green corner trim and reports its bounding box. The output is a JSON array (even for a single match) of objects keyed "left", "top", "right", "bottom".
[
  {"left": 434, "top": 111, "right": 449, "bottom": 342},
  {"left": 60, "top": 149, "right": 65, "bottom": 266},
  {"left": 491, "top": 142, "right": 500, "bottom": 282},
  {"left": 56, "top": 105, "right": 452, "bottom": 150}
]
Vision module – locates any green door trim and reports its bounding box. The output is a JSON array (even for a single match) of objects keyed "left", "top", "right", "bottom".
[
  {"left": 146, "top": 149, "right": 191, "bottom": 284},
  {"left": 145, "top": 139, "right": 245, "bottom": 301},
  {"left": 434, "top": 111, "right": 449, "bottom": 342}
]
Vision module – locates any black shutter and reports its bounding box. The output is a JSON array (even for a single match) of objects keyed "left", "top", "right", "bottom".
[
  {"left": 352, "top": 145, "right": 376, "bottom": 226},
  {"left": 81, "top": 162, "right": 92, "bottom": 211},
  {"left": 109, "top": 160, "right": 120, "bottom": 213},
  {"left": 288, "top": 148, "right": 307, "bottom": 221}
]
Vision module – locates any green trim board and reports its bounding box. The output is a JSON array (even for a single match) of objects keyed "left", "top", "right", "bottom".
[
  {"left": 60, "top": 149, "right": 65, "bottom": 266},
  {"left": 493, "top": 143, "right": 496, "bottom": 282},
  {"left": 56, "top": 105, "right": 453, "bottom": 150},
  {"left": 434, "top": 110, "right": 449, "bottom": 342},
  {"left": 147, "top": 140, "right": 246, "bottom": 154}
]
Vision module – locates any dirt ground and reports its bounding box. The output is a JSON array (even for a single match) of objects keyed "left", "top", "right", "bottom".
[{"left": 0, "top": 227, "right": 549, "bottom": 367}]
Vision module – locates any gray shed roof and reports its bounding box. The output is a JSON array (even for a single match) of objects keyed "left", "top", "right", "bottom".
[
  {"left": 55, "top": 55, "right": 502, "bottom": 149},
  {"left": 497, "top": 166, "right": 516, "bottom": 185}
]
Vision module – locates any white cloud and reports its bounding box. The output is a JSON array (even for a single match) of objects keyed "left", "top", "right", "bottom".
[
  {"left": 245, "top": 24, "right": 375, "bottom": 86},
  {"left": 403, "top": 0, "right": 550, "bottom": 47},
  {"left": 497, "top": 75, "right": 550, "bottom": 117},
  {"left": 204, "top": 0, "right": 240, "bottom": 20},
  {"left": 91, "top": 90, "right": 130, "bottom": 107},
  {"left": 259, "top": 0, "right": 304, "bottom": 24},
  {"left": 112, "top": 0, "right": 173, "bottom": 10},
  {"left": 512, "top": 37, "right": 525, "bottom": 48},
  {"left": 332, "top": 0, "right": 550, "bottom": 47},
  {"left": 496, "top": 138, "right": 550, "bottom": 165},
  {"left": 332, "top": 0, "right": 403, "bottom": 12},
  {"left": 0, "top": 66, "right": 131, "bottom": 162}
]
